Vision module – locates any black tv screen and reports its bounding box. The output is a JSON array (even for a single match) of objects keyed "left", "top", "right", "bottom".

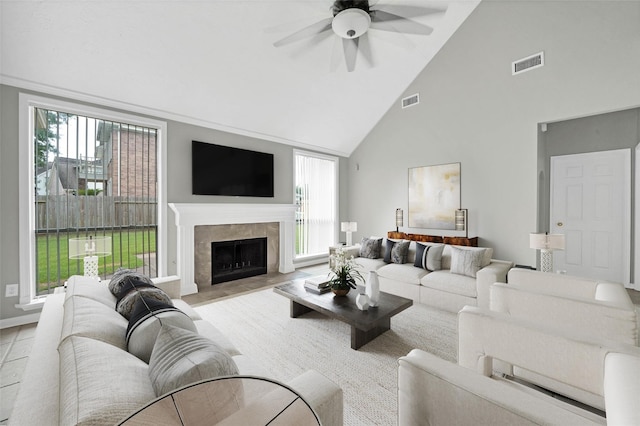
[{"left": 192, "top": 141, "right": 274, "bottom": 197}]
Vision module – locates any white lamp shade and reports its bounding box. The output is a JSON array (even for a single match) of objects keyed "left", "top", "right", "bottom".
[
  {"left": 341, "top": 222, "right": 357, "bottom": 232},
  {"left": 529, "top": 233, "right": 565, "bottom": 250},
  {"left": 69, "top": 236, "right": 112, "bottom": 259},
  {"left": 332, "top": 8, "right": 371, "bottom": 39},
  {"left": 395, "top": 209, "right": 403, "bottom": 227}
]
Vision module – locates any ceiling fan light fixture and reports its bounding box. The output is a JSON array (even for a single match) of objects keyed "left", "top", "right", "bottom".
[{"left": 332, "top": 8, "right": 371, "bottom": 39}]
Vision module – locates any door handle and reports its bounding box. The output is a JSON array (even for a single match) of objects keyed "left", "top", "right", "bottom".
[{"left": 557, "top": 222, "right": 563, "bottom": 227}]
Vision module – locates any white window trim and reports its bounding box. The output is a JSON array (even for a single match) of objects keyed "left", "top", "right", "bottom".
[
  {"left": 292, "top": 149, "right": 340, "bottom": 260},
  {"left": 17, "top": 93, "right": 168, "bottom": 308}
]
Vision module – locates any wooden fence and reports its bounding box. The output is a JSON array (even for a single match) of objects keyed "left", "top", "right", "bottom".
[{"left": 36, "top": 195, "right": 157, "bottom": 231}]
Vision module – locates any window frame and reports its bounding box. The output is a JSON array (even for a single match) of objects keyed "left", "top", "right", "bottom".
[
  {"left": 292, "top": 149, "right": 339, "bottom": 261},
  {"left": 17, "top": 94, "right": 168, "bottom": 309}
]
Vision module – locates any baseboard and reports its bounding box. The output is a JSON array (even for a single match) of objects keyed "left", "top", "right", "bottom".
[{"left": 0, "top": 312, "right": 40, "bottom": 329}]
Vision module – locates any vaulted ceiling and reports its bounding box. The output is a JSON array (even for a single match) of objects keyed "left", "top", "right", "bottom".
[{"left": 1, "top": 1, "right": 480, "bottom": 156}]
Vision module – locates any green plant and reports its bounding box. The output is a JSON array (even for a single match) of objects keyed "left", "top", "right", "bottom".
[{"left": 328, "top": 246, "right": 363, "bottom": 290}]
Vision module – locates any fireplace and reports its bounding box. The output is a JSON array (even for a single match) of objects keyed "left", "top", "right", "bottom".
[{"left": 211, "top": 237, "right": 267, "bottom": 284}]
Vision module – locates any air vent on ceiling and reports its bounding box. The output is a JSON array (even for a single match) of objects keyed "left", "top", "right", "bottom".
[
  {"left": 401, "top": 93, "right": 420, "bottom": 109},
  {"left": 512, "top": 51, "right": 544, "bottom": 75}
]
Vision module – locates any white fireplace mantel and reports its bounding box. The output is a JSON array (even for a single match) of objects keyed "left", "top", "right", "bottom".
[{"left": 168, "top": 203, "right": 296, "bottom": 295}]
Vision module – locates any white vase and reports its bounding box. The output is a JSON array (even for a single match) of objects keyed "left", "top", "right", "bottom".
[
  {"left": 356, "top": 293, "right": 369, "bottom": 311},
  {"left": 366, "top": 271, "right": 380, "bottom": 307}
]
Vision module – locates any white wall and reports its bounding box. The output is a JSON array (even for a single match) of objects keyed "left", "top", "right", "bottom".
[{"left": 348, "top": 0, "right": 640, "bottom": 266}]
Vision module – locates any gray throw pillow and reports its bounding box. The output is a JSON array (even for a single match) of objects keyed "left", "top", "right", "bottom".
[
  {"left": 384, "top": 240, "right": 410, "bottom": 264},
  {"left": 359, "top": 237, "right": 383, "bottom": 259},
  {"left": 148, "top": 325, "right": 239, "bottom": 397},
  {"left": 126, "top": 297, "right": 196, "bottom": 363},
  {"left": 450, "top": 246, "right": 484, "bottom": 278},
  {"left": 108, "top": 268, "right": 154, "bottom": 297}
]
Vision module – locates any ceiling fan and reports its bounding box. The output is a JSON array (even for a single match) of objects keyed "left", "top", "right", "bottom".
[{"left": 273, "top": 0, "right": 443, "bottom": 72}]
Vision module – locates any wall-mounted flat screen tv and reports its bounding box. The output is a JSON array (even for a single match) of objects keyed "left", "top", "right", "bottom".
[{"left": 192, "top": 141, "right": 274, "bottom": 197}]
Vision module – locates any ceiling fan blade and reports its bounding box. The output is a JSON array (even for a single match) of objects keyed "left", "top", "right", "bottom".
[
  {"left": 370, "top": 10, "right": 433, "bottom": 35},
  {"left": 342, "top": 38, "right": 359, "bottom": 72},
  {"left": 358, "top": 33, "right": 374, "bottom": 68},
  {"left": 273, "top": 17, "right": 333, "bottom": 47},
  {"left": 372, "top": 4, "right": 446, "bottom": 20}
]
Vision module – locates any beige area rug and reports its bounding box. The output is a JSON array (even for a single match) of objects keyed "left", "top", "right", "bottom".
[{"left": 194, "top": 286, "right": 458, "bottom": 426}]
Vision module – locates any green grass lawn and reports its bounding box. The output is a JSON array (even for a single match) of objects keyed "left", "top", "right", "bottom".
[{"left": 37, "top": 229, "right": 156, "bottom": 292}]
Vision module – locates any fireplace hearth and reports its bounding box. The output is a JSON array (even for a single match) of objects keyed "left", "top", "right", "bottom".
[{"left": 211, "top": 237, "right": 267, "bottom": 284}]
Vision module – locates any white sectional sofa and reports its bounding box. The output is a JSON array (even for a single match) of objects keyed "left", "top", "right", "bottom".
[
  {"left": 344, "top": 235, "right": 513, "bottom": 313},
  {"left": 9, "top": 275, "right": 343, "bottom": 426},
  {"left": 398, "top": 306, "right": 640, "bottom": 425}
]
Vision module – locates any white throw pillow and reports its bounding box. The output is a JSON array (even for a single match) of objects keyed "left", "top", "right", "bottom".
[{"left": 148, "top": 325, "right": 239, "bottom": 397}]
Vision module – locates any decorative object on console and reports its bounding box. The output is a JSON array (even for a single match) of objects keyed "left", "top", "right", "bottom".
[
  {"left": 529, "top": 232, "right": 565, "bottom": 273},
  {"left": 408, "top": 162, "right": 461, "bottom": 230},
  {"left": 365, "top": 271, "right": 380, "bottom": 307},
  {"left": 395, "top": 208, "right": 403, "bottom": 232},
  {"left": 341, "top": 221, "right": 358, "bottom": 246},
  {"left": 356, "top": 293, "right": 369, "bottom": 311},
  {"left": 68, "top": 236, "right": 112, "bottom": 279},
  {"left": 328, "top": 246, "right": 364, "bottom": 296},
  {"left": 455, "top": 208, "right": 468, "bottom": 238}
]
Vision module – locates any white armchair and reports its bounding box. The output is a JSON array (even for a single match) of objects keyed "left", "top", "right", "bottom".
[{"left": 490, "top": 269, "right": 637, "bottom": 345}]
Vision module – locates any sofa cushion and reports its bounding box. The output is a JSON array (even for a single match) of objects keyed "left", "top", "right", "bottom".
[
  {"left": 116, "top": 277, "right": 173, "bottom": 320},
  {"left": 61, "top": 296, "right": 128, "bottom": 350},
  {"left": 108, "top": 268, "right": 155, "bottom": 297},
  {"left": 59, "top": 335, "right": 156, "bottom": 425},
  {"left": 377, "top": 263, "right": 428, "bottom": 285},
  {"left": 148, "top": 325, "right": 239, "bottom": 397},
  {"left": 421, "top": 270, "right": 477, "bottom": 298},
  {"left": 354, "top": 257, "right": 387, "bottom": 274},
  {"left": 414, "top": 243, "right": 445, "bottom": 271},
  {"left": 359, "top": 237, "right": 383, "bottom": 259},
  {"left": 384, "top": 239, "right": 410, "bottom": 264},
  {"left": 126, "top": 296, "right": 197, "bottom": 363},
  {"left": 65, "top": 278, "right": 116, "bottom": 308}
]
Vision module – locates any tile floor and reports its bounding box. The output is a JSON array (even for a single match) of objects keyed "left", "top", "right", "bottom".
[
  {"left": 1, "top": 270, "right": 638, "bottom": 424},
  {"left": 0, "top": 264, "right": 327, "bottom": 424}
]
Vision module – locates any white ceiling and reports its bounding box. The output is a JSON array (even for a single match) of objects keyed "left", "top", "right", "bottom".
[{"left": 1, "top": 1, "right": 480, "bottom": 157}]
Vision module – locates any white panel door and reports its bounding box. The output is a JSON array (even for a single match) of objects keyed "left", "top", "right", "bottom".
[{"left": 550, "top": 149, "right": 631, "bottom": 284}]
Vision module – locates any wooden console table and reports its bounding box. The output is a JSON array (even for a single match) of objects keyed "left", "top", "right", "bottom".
[{"left": 387, "top": 231, "right": 478, "bottom": 247}]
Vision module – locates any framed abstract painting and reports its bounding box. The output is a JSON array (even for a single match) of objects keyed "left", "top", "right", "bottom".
[{"left": 408, "top": 162, "right": 461, "bottom": 230}]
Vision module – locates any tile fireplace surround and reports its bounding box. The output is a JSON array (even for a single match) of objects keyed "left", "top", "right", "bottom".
[{"left": 168, "top": 203, "right": 296, "bottom": 296}]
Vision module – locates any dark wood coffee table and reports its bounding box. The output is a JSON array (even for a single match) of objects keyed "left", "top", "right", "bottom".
[{"left": 273, "top": 280, "right": 413, "bottom": 350}]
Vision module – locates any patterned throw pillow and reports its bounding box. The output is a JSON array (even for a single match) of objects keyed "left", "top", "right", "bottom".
[
  {"left": 115, "top": 277, "right": 173, "bottom": 320},
  {"left": 359, "top": 237, "right": 383, "bottom": 259},
  {"left": 384, "top": 240, "right": 410, "bottom": 264},
  {"left": 450, "top": 246, "right": 485, "bottom": 278},
  {"left": 414, "top": 243, "right": 445, "bottom": 271},
  {"left": 108, "top": 268, "right": 154, "bottom": 297}
]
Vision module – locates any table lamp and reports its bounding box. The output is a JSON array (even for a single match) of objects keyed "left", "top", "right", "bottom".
[
  {"left": 395, "top": 208, "right": 403, "bottom": 232},
  {"left": 341, "top": 222, "right": 357, "bottom": 246},
  {"left": 69, "top": 236, "right": 112, "bottom": 279},
  {"left": 529, "top": 232, "right": 565, "bottom": 273}
]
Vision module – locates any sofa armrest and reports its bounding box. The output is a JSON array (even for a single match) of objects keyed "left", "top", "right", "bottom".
[
  {"left": 151, "top": 275, "right": 182, "bottom": 299},
  {"left": 398, "top": 349, "right": 604, "bottom": 426},
  {"left": 475, "top": 260, "right": 513, "bottom": 310},
  {"left": 604, "top": 352, "right": 640, "bottom": 426},
  {"left": 490, "top": 283, "right": 638, "bottom": 345},
  {"left": 286, "top": 370, "right": 343, "bottom": 426}
]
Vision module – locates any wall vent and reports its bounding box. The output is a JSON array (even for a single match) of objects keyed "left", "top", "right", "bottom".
[
  {"left": 401, "top": 93, "right": 420, "bottom": 109},
  {"left": 512, "top": 51, "right": 544, "bottom": 75}
]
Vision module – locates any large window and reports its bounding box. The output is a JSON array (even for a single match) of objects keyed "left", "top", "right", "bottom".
[
  {"left": 18, "top": 95, "right": 167, "bottom": 307},
  {"left": 294, "top": 150, "right": 338, "bottom": 258}
]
